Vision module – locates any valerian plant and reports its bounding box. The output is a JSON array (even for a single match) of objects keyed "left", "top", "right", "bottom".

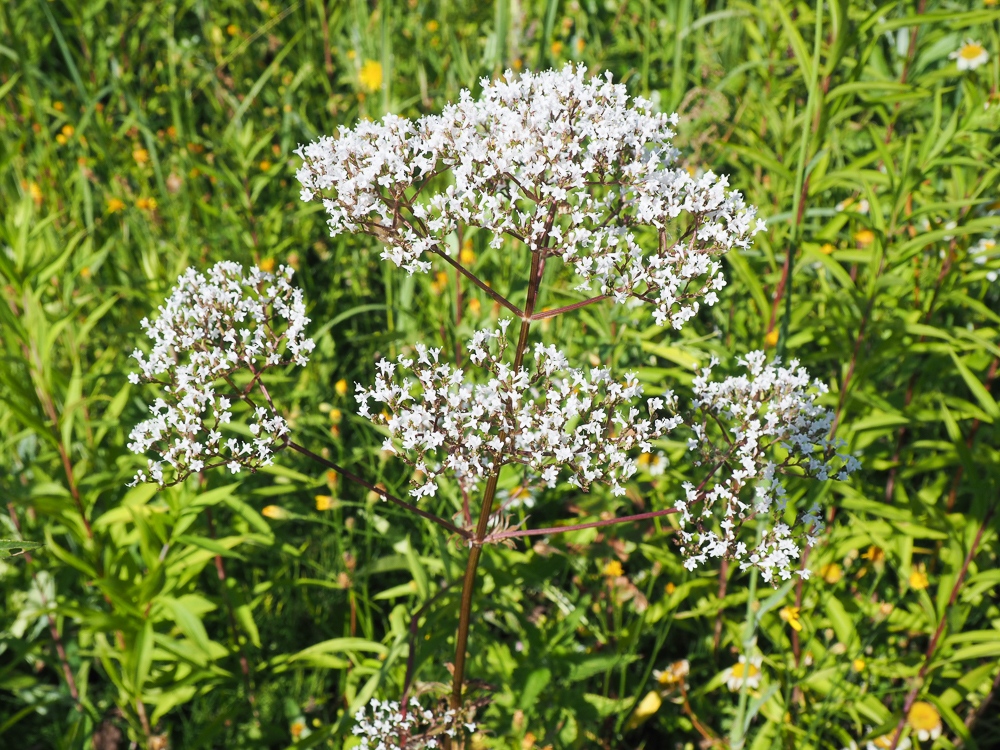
[{"left": 128, "top": 65, "right": 859, "bottom": 747}]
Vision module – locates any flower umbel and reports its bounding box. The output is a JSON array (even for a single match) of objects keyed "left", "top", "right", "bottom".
[
  {"left": 352, "top": 697, "right": 477, "bottom": 749},
  {"left": 296, "top": 65, "right": 763, "bottom": 328},
  {"left": 676, "top": 351, "right": 860, "bottom": 582},
  {"left": 355, "top": 320, "right": 682, "bottom": 499},
  {"left": 127, "top": 262, "right": 314, "bottom": 486}
]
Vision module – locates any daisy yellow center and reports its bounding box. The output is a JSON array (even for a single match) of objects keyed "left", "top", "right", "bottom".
[
  {"left": 731, "top": 662, "right": 760, "bottom": 679},
  {"left": 907, "top": 701, "right": 941, "bottom": 731},
  {"left": 960, "top": 43, "right": 985, "bottom": 60}
]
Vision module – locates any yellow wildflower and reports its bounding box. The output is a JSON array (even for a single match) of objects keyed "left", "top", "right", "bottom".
[
  {"left": 227, "top": 23, "right": 240, "bottom": 36},
  {"left": 133, "top": 148, "right": 150, "bottom": 165},
  {"left": 261, "top": 505, "right": 287, "bottom": 520},
  {"left": 460, "top": 240, "right": 476, "bottom": 265},
  {"left": 854, "top": 229, "right": 875, "bottom": 246},
  {"left": 780, "top": 605, "right": 803, "bottom": 632},
  {"left": 551, "top": 40, "right": 564, "bottom": 56},
  {"left": 862, "top": 545, "right": 885, "bottom": 563},
  {"left": 430, "top": 270, "right": 449, "bottom": 294},
  {"left": 625, "top": 691, "right": 661, "bottom": 730},
  {"left": 359, "top": 60, "right": 383, "bottom": 92},
  {"left": 259, "top": 257, "right": 275, "bottom": 273},
  {"left": 25, "top": 181, "right": 43, "bottom": 205},
  {"left": 664, "top": 581, "right": 676, "bottom": 595},
  {"left": 53, "top": 101, "right": 64, "bottom": 111},
  {"left": 335, "top": 379, "right": 349, "bottom": 396},
  {"left": 468, "top": 297, "right": 481, "bottom": 314},
  {"left": 576, "top": 38, "right": 585, "bottom": 54},
  {"left": 326, "top": 469, "right": 338, "bottom": 487},
  {"left": 290, "top": 719, "right": 305, "bottom": 739},
  {"left": 765, "top": 329, "right": 779, "bottom": 348},
  {"left": 852, "top": 658, "right": 866, "bottom": 672},
  {"left": 820, "top": 243, "right": 836, "bottom": 255},
  {"left": 315, "top": 495, "right": 335, "bottom": 511},
  {"left": 56, "top": 133, "right": 68, "bottom": 145},
  {"left": 61, "top": 124, "right": 74, "bottom": 137},
  {"left": 260, "top": 159, "right": 272, "bottom": 171},
  {"left": 136, "top": 197, "right": 157, "bottom": 211},
  {"left": 425, "top": 19, "right": 439, "bottom": 32},
  {"left": 819, "top": 563, "right": 842, "bottom": 584},
  {"left": 907, "top": 701, "right": 942, "bottom": 742},
  {"left": 106, "top": 197, "right": 126, "bottom": 213},
  {"left": 908, "top": 569, "right": 929, "bottom": 590},
  {"left": 603, "top": 560, "right": 624, "bottom": 578}
]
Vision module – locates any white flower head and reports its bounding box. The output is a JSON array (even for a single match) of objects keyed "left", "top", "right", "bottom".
[
  {"left": 723, "top": 654, "right": 763, "bottom": 692},
  {"left": 127, "top": 262, "right": 315, "bottom": 486},
  {"left": 864, "top": 735, "right": 911, "bottom": 750},
  {"left": 950, "top": 40, "right": 989, "bottom": 71},
  {"left": 971, "top": 236, "right": 998, "bottom": 281},
  {"left": 351, "top": 696, "right": 477, "bottom": 749},
  {"left": 296, "top": 65, "right": 763, "bottom": 329},
  {"left": 355, "top": 321, "right": 682, "bottom": 500},
  {"left": 676, "top": 351, "right": 860, "bottom": 583}
]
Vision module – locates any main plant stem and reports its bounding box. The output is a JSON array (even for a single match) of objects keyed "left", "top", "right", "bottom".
[{"left": 450, "top": 250, "right": 545, "bottom": 712}]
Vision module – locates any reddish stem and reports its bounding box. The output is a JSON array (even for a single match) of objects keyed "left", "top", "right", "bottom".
[{"left": 488, "top": 507, "right": 678, "bottom": 541}]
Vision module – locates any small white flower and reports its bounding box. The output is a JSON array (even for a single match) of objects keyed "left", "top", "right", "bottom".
[
  {"left": 351, "top": 697, "right": 476, "bottom": 749},
  {"left": 296, "top": 65, "right": 762, "bottom": 329},
  {"left": 355, "top": 322, "right": 681, "bottom": 499},
  {"left": 675, "top": 351, "right": 859, "bottom": 582},
  {"left": 127, "top": 262, "right": 313, "bottom": 486},
  {"left": 723, "top": 654, "right": 762, "bottom": 692},
  {"left": 950, "top": 40, "right": 989, "bottom": 71}
]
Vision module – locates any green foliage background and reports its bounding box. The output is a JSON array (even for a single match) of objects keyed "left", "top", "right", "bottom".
[{"left": 1, "top": 1, "right": 999, "bottom": 748}]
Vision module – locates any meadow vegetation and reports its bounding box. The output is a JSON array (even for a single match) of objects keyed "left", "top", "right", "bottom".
[{"left": 1, "top": 1, "right": 999, "bottom": 749}]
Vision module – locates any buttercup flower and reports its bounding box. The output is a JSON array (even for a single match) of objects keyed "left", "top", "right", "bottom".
[
  {"left": 297, "top": 65, "right": 763, "bottom": 328},
  {"left": 780, "top": 605, "right": 803, "bottom": 632},
  {"left": 724, "top": 654, "right": 763, "bottom": 692},
  {"left": 819, "top": 562, "right": 843, "bottom": 584},
  {"left": 950, "top": 40, "right": 989, "bottom": 71},
  {"left": 359, "top": 59, "right": 383, "bottom": 92},
  {"left": 908, "top": 568, "right": 929, "bottom": 590},
  {"left": 127, "top": 262, "right": 314, "bottom": 486},
  {"left": 907, "top": 701, "right": 942, "bottom": 742},
  {"left": 603, "top": 560, "right": 624, "bottom": 577}
]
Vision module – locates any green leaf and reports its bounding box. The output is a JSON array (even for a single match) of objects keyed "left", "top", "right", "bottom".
[{"left": 0, "top": 539, "right": 43, "bottom": 559}]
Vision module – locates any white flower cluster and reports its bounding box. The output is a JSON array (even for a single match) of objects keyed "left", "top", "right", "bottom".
[
  {"left": 676, "top": 351, "right": 860, "bottom": 582},
  {"left": 296, "top": 65, "right": 763, "bottom": 328},
  {"left": 355, "top": 320, "right": 682, "bottom": 500},
  {"left": 127, "top": 262, "right": 314, "bottom": 486},
  {"left": 352, "top": 698, "right": 476, "bottom": 750}
]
